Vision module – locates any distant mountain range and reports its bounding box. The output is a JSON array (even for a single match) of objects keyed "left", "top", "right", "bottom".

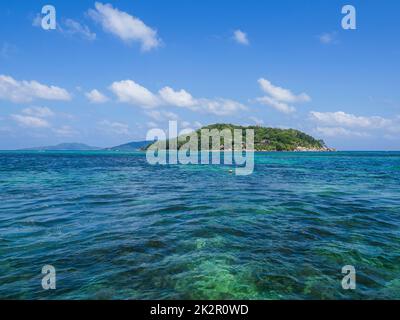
[
  {"left": 22, "top": 143, "right": 101, "bottom": 151},
  {"left": 20, "top": 141, "right": 152, "bottom": 151}
]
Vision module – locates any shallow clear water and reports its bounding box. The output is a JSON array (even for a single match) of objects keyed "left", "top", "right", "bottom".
[{"left": 0, "top": 151, "right": 399, "bottom": 300}]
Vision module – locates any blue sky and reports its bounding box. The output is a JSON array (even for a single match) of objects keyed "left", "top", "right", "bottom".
[{"left": 0, "top": 0, "right": 399, "bottom": 150}]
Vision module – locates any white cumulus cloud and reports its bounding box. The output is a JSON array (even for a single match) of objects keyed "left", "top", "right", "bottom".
[
  {"left": 255, "top": 78, "right": 310, "bottom": 114},
  {"left": 110, "top": 80, "right": 160, "bottom": 108},
  {"left": 310, "top": 111, "right": 392, "bottom": 128},
  {"left": 62, "top": 19, "right": 97, "bottom": 41},
  {"left": 256, "top": 96, "right": 296, "bottom": 114},
  {"left": 109, "top": 80, "right": 247, "bottom": 116},
  {"left": 0, "top": 75, "right": 71, "bottom": 103},
  {"left": 233, "top": 30, "right": 249, "bottom": 45},
  {"left": 315, "top": 126, "right": 369, "bottom": 137},
  {"left": 88, "top": 2, "right": 161, "bottom": 51},
  {"left": 22, "top": 106, "right": 54, "bottom": 118},
  {"left": 11, "top": 114, "right": 50, "bottom": 128},
  {"left": 318, "top": 32, "right": 337, "bottom": 45},
  {"left": 86, "top": 89, "right": 109, "bottom": 103},
  {"left": 158, "top": 87, "right": 197, "bottom": 108},
  {"left": 258, "top": 78, "right": 310, "bottom": 103},
  {"left": 159, "top": 87, "right": 247, "bottom": 115},
  {"left": 199, "top": 98, "right": 247, "bottom": 116}
]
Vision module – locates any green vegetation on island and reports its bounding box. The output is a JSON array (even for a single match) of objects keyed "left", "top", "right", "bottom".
[
  {"left": 103, "top": 140, "right": 153, "bottom": 152},
  {"left": 147, "top": 124, "right": 334, "bottom": 152}
]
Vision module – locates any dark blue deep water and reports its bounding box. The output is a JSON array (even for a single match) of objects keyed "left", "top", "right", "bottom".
[{"left": 0, "top": 151, "right": 399, "bottom": 299}]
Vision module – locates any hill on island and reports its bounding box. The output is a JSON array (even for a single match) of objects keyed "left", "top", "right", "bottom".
[
  {"left": 22, "top": 143, "right": 101, "bottom": 151},
  {"left": 20, "top": 141, "right": 153, "bottom": 152},
  {"left": 104, "top": 140, "right": 153, "bottom": 152},
  {"left": 148, "top": 124, "right": 333, "bottom": 152}
]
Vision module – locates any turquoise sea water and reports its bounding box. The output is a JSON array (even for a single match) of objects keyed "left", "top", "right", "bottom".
[{"left": 0, "top": 151, "right": 399, "bottom": 300}]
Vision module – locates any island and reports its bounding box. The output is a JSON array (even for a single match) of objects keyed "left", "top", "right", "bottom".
[
  {"left": 146, "top": 124, "right": 335, "bottom": 152},
  {"left": 103, "top": 140, "right": 153, "bottom": 152}
]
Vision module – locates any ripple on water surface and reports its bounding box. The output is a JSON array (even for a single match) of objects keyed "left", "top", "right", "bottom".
[{"left": 0, "top": 151, "right": 400, "bottom": 299}]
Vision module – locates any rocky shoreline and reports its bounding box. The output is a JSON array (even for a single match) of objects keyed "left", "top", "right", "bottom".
[{"left": 293, "top": 146, "right": 336, "bottom": 152}]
